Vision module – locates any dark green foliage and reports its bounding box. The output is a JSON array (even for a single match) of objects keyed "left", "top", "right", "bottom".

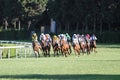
[
  {"left": 0, "top": 30, "right": 30, "bottom": 40},
  {"left": 0, "top": 0, "right": 120, "bottom": 43},
  {"left": 100, "top": 32, "right": 120, "bottom": 43},
  {"left": 47, "top": 0, "right": 120, "bottom": 33}
]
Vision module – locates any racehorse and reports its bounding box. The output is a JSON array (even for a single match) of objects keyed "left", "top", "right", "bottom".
[
  {"left": 41, "top": 39, "right": 51, "bottom": 57},
  {"left": 61, "top": 39, "right": 70, "bottom": 57},
  {"left": 90, "top": 40, "right": 97, "bottom": 53},
  {"left": 73, "top": 43, "right": 80, "bottom": 56},
  {"left": 78, "top": 36, "right": 90, "bottom": 55},
  {"left": 78, "top": 36, "right": 86, "bottom": 54},
  {"left": 33, "top": 41, "right": 42, "bottom": 58},
  {"left": 86, "top": 39, "right": 91, "bottom": 54},
  {"left": 90, "top": 34, "right": 97, "bottom": 53},
  {"left": 52, "top": 37, "right": 61, "bottom": 57}
]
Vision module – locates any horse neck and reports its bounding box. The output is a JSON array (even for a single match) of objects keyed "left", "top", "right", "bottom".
[
  {"left": 45, "top": 39, "right": 51, "bottom": 46},
  {"left": 62, "top": 40, "right": 68, "bottom": 46},
  {"left": 33, "top": 42, "right": 41, "bottom": 49}
]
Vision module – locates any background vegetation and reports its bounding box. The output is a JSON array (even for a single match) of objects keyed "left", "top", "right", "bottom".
[{"left": 0, "top": 0, "right": 120, "bottom": 43}]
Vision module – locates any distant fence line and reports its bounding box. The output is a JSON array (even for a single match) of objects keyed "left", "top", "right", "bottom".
[
  {"left": 0, "top": 40, "right": 33, "bottom": 59},
  {"left": 0, "top": 40, "right": 32, "bottom": 45}
]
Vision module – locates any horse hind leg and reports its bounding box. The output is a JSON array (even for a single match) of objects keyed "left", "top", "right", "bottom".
[
  {"left": 87, "top": 48, "right": 90, "bottom": 55},
  {"left": 54, "top": 50, "right": 56, "bottom": 57},
  {"left": 57, "top": 50, "right": 59, "bottom": 56},
  {"left": 63, "top": 50, "right": 67, "bottom": 57},
  {"left": 77, "top": 49, "right": 80, "bottom": 56},
  {"left": 48, "top": 51, "right": 50, "bottom": 57},
  {"left": 87, "top": 45, "right": 90, "bottom": 55},
  {"left": 34, "top": 51, "right": 39, "bottom": 58},
  {"left": 90, "top": 47, "right": 93, "bottom": 52},
  {"left": 48, "top": 47, "right": 50, "bottom": 57},
  {"left": 74, "top": 50, "right": 77, "bottom": 56},
  {"left": 94, "top": 47, "right": 97, "bottom": 53},
  {"left": 44, "top": 51, "right": 47, "bottom": 57},
  {"left": 38, "top": 49, "right": 41, "bottom": 57},
  {"left": 69, "top": 45, "right": 72, "bottom": 54},
  {"left": 56, "top": 49, "right": 59, "bottom": 57},
  {"left": 81, "top": 47, "right": 85, "bottom": 55},
  {"left": 74, "top": 47, "right": 78, "bottom": 56},
  {"left": 64, "top": 52, "right": 67, "bottom": 57}
]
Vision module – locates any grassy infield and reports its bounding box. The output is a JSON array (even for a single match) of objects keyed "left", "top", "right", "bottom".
[{"left": 0, "top": 44, "right": 120, "bottom": 80}]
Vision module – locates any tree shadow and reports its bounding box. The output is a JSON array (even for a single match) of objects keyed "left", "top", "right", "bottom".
[{"left": 0, "top": 74, "right": 120, "bottom": 80}]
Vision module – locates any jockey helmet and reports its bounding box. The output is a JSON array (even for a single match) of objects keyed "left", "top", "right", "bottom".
[
  {"left": 31, "top": 31, "right": 35, "bottom": 35},
  {"left": 45, "top": 34, "right": 49, "bottom": 38},
  {"left": 73, "top": 34, "right": 77, "bottom": 37},
  {"left": 73, "top": 34, "right": 76, "bottom": 36},
  {"left": 41, "top": 33, "right": 44, "bottom": 36},
  {"left": 82, "top": 34, "right": 84, "bottom": 37},
  {"left": 53, "top": 35, "right": 57, "bottom": 38},
  {"left": 66, "top": 33, "right": 68, "bottom": 36},
  {"left": 33, "top": 32, "right": 37, "bottom": 36}
]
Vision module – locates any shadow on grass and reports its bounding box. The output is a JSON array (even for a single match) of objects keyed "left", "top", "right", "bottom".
[{"left": 0, "top": 74, "right": 120, "bottom": 80}]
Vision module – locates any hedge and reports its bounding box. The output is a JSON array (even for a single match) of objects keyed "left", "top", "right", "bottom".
[
  {"left": 0, "top": 30, "right": 120, "bottom": 43},
  {"left": 0, "top": 30, "right": 30, "bottom": 41}
]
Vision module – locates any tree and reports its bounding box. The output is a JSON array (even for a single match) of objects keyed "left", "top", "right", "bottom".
[
  {"left": 20, "top": 0, "right": 48, "bottom": 30},
  {"left": 0, "top": 0, "right": 23, "bottom": 30}
]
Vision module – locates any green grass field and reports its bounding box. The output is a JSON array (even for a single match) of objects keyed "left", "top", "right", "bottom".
[{"left": 0, "top": 44, "right": 120, "bottom": 80}]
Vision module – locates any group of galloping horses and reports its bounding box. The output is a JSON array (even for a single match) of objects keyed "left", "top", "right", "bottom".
[{"left": 32, "top": 33, "right": 97, "bottom": 58}]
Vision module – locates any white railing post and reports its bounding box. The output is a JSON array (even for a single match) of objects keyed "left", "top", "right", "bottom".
[
  {"left": 16, "top": 48, "right": 18, "bottom": 58},
  {"left": 20, "top": 47, "right": 22, "bottom": 58},
  {"left": 0, "top": 49, "right": 2, "bottom": 60},
  {"left": 24, "top": 48, "right": 26, "bottom": 58},
  {"left": 8, "top": 48, "right": 10, "bottom": 59}
]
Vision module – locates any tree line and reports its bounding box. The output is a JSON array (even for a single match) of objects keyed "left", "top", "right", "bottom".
[{"left": 0, "top": 0, "right": 119, "bottom": 33}]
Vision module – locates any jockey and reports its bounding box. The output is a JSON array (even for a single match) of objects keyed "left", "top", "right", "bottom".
[
  {"left": 58, "top": 34, "right": 63, "bottom": 40},
  {"left": 53, "top": 35, "right": 58, "bottom": 39},
  {"left": 90, "top": 34, "right": 97, "bottom": 41},
  {"left": 65, "top": 33, "right": 72, "bottom": 53},
  {"left": 58, "top": 34, "right": 67, "bottom": 46},
  {"left": 72, "top": 34, "right": 79, "bottom": 46},
  {"left": 85, "top": 34, "right": 90, "bottom": 43},
  {"left": 62, "top": 34, "right": 67, "bottom": 42},
  {"left": 31, "top": 31, "right": 40, "bottom": 46},
  {"left": 58, "top": 34, "right": 67, "bottom": 41},
  {"left": 53, "top": 35, "right": 59, "bottom": 41},
  {"left": 65, "top": 33, "right": 71, "bottom": 43},
  {"left": 39, "top": 33, "right": 46, "bottom": 42},
  {"left": 53, "top": 35, "right": 59, "bottom": 45},
  {"left": 86, "top": 34, "right": 90, "bottom": 39},
  {"left": 58, "top": 34, "right": 61, "bottom": 40},
  {"left": 45, "top": 34, "right": 52, "bottom": 44},
  {"left": 32, "top": 31, "right": 38, "bottom": 42}
]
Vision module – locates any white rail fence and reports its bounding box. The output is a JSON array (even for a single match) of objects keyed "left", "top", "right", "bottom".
[{"left": 0, "top": 40, "right": 33, "bottom": 59}]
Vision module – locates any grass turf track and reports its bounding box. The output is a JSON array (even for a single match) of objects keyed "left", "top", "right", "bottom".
[{"left": 0, "top": 44, "right": 120, "bottom": 80}]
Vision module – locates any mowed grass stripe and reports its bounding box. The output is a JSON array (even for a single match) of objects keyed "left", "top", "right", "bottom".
[{"left": 0, "top": 58, "right": 119, "bottom": 74}]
